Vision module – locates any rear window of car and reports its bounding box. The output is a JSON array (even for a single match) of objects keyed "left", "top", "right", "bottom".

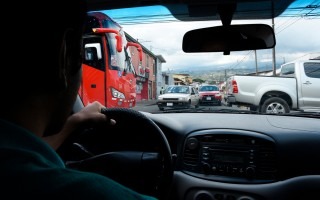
[{"left": 199, "top": 86, "right": 219, "bottom": 91}]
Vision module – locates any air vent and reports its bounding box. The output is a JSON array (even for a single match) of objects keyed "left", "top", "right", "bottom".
[
  {"left": 256, "top": 144, "right": 278, "bottom": 179},
  {"left": 183, "top": 148, "right": 199, "bottom": 166},
  {"left": 183, "top": 137, "right": 200, "bottom": 166}
]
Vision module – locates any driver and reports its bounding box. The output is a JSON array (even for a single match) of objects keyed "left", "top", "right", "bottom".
[{"left": 0, "top": 0, "right": 157, "bottom": 199}]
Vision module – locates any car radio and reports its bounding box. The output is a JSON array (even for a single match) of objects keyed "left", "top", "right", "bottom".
[
  {"left": 200, "top": 144, "right": 257, "bottom": 177},
  {"left": 182, "top": 132, "right": 277, "bottom": 181}
]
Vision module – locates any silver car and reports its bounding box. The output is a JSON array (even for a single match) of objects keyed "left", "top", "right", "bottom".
[{"left": 157, "top": 85, "right": 200, "bottom": 111}]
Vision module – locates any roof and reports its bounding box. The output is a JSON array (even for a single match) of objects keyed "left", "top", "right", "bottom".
[{"left": 156, "top": 55, "right": 166, "bottom": 63}]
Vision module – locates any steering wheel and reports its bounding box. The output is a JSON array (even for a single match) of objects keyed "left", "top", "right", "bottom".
[{"left": 58, "top": 107, "right": 173, "bottom": 200}]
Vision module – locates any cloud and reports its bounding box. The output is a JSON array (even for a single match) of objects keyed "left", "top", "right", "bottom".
[
  {"left": 122, "top": 17, "right": 320, "bottom": 71},
  {"left": 275, "top": 18, "right": 320, "bottom": 53}
]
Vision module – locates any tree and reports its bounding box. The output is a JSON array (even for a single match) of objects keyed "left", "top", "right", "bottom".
[{"left": 193, "top": 78, "right": 205, "bottom": 83}]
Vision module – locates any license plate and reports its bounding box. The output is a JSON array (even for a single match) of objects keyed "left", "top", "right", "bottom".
[
  {"left": 206, "top": 97, "right": 211, "bottom": 100},
  {"left": 167, "top": 102, "right": 173, "bottom": 106}
]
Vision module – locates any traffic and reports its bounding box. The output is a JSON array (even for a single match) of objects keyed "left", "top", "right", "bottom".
[{"left": 78, "top": 10, "right": 320, "bottom": 115}]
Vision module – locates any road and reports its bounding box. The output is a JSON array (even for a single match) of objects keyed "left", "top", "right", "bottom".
[{"left": 132, "top": 100, "right": 248, "bottom": 113}]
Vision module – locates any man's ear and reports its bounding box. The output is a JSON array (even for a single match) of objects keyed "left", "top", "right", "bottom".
[
  {"left": 58, "top": 43, "right": 68, "bottom": 90},
  {"left": 58, "top": 28, "right": 77, "bottom": 90}
]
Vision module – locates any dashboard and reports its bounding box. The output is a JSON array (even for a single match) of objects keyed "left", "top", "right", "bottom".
[
  {"left": 71, "top": 97, "right": 320, "bottom": 200},
  {"left": 142, "top": 112, "right": 320, "bottom": 200}
]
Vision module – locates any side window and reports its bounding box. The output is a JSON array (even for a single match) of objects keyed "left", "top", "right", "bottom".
[
  {"left": 304, "top": 62, "right": 320, "bottom": 78},
  {"left": 83, "top": 37, "right": 105, "bottom": 71},
  {"left": 191, "top": 87, "right": 196, "bottom": 94},
  {"left": 124, "top": 48, "right": 135, "bottom": 74},
  {"left": 280, "top": 63, "right": 295, "bottom": 77}
]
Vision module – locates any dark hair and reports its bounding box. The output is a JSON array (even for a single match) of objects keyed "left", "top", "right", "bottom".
[{"left": 1, "top": 0, "right": 87, "bottom": 94}]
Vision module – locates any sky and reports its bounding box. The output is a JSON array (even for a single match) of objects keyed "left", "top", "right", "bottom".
[{"left": 101, "top": 1, "right": 320, "bottom": 72}]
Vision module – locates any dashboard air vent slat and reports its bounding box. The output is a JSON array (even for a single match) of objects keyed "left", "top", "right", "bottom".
[
  {"left": 257, "top": 145, "right": 278, "bottom": 178},
  {"left": 183, "top": 149, "right": 199, "bottom": 166}
]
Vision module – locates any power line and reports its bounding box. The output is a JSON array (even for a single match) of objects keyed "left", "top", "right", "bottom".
[
  {"left": 228, "top": 51, "right": 254, "bottom": 70},
  {"left": 228, "top": 4, "right": 319, "bottom": 70},
  {"left": 275, "top": 1, "right": 306, "bottom": 30},
  {"left": 114, "top": 5, "right": 320, "bottom": 71},
  {"left": 276, "top": 3, "right": 319, "bottom": 34},
  {"left": 276, "top": 17, "right": 303, "bottom": 34}
]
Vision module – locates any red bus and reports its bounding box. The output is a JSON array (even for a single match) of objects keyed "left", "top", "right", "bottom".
[{"left": 79, "top": 12, "right": 142, "bottom": 108}]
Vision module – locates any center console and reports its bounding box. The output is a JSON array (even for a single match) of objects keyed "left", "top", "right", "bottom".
[{"left": 182, "top": 129, "right": 277, "bottom": 183}]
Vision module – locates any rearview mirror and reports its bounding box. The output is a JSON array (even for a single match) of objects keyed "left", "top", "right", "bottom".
[{"left": 183, "top": 24, "right": 275, "bottom": 54}]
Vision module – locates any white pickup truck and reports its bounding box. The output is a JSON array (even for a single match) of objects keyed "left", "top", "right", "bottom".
[{"left": 226, "top": 59, "right": 320, "bottom": 113}]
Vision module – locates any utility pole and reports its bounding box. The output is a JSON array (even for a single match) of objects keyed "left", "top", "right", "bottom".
[
  {"left": 224, "top": 69, "right": 227, "bottom": 82},
  {"left": 271, "top": 2, "right": 276, "bottom": 76},
  {"left": 254, "top": 50, "right": 258, "bottom": 75}
]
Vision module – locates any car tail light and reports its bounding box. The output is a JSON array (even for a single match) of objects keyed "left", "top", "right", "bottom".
[
  {"left": 232, "top": 80, "right": 238, "bottom": 93},
  {"left": 215, "top": 94, "right": 222, "bottom": 100}
]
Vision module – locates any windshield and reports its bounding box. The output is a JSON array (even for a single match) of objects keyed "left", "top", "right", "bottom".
[
  {"left": 90, "top": 0, "right": 320, "bottom": 116},
  {"left": 166, "top": 86, "right": 190, "bottom": 94}
]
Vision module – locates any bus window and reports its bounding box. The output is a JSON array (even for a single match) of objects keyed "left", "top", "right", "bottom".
[
  {"left": 83, "top": 37, "right": 105, "bottom": 71},
  {"left": 85, "top": 43, "right": 102, "bottom": 60}
]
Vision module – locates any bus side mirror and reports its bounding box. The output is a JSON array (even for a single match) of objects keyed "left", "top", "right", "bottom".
[{"left": 92, "top": 28, "right": 123, "bottom": 53}]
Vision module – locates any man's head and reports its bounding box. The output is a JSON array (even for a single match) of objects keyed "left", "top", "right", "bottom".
[
  {"left": 1, "top": 0, "right": 87, "bottom": 93},
  {"left": 0, "top": 0, "right": 88, "bottom": 135}
]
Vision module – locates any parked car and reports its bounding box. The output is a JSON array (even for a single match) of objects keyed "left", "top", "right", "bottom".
[
  {"left": 198, "top": 85, "right": 222, "bottom": 106},
  {"left": 157, "top": 85, "right": 200, "bottom": 111}
]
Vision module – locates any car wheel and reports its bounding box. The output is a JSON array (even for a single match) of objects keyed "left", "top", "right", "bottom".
[
  {"left": 159, "top": 107, "right": 164, "bottom": 111},
  {"left": 261, "top": 97, "right": 290, "bottom": 114}
]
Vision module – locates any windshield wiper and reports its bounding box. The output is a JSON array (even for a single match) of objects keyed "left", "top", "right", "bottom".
[
  {"left": 163, "top": 108, "right": 260, "bottom": 114},
  {"left": 204, "top": 108, "right": 260, "bottom": 114},
  {"left": 163, "top": 108, "right": 206, "bottom": 113},
  {"left": 276, "top": 111, "right": 320, "bottom": 118}
]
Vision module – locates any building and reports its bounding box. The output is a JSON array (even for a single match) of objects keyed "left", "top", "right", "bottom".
[
  {"left": 160, "top": 71, "right": 174, "bottom": 94},
  {"left": 125, "top": 32, "right": 166, "bottom": 101},
  {"left": 155, "top": 55, "right": 166, "bottom": 97},
  {"left": 172, "top": 74, "right": 193, "bottom": 85}
]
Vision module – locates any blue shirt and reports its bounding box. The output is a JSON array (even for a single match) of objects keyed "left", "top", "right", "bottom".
[{"left": 0, "top": 119, "right": 157, "bottom": 200}]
